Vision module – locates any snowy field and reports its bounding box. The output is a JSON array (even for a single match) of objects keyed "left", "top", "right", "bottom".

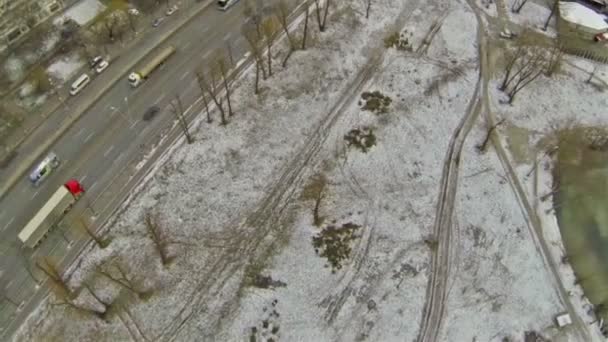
[{"left": 12, "top": 0, "right": 608, "bottom": 340}]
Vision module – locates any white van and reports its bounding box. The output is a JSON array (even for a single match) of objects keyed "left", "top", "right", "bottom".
[
  {"left": 69, "top": 74, "right": 91, "bottom": 96},
  {"left": 217, "top": 0, "right": 240, "bottom": 11}
]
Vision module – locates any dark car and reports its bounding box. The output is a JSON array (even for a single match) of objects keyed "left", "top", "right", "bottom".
[
  {"left": 152, "top": 17, "right": 164, "bottom": 27},
  {"left": 90, "top": 56, "right": 103, "bottom": 68},
  {"left": 143, "top": 106, "right": 160, "bottom": 121}
]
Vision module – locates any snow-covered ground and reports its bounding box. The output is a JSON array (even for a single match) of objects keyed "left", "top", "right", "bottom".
[
  {"left": 55, "top": 0, "right": 106, "bottom": 26},
  {"left": 487, "top": 47, "right": 608, "bottom": 341},
  {"left": 12, "top": 0, "right": 607, "bottom": 340},
  {"left": 47, "top": 53, "right": 84, "bottom": 82},
  {"left": 507, "top": 0, "right": 557, "bottom": 37}
]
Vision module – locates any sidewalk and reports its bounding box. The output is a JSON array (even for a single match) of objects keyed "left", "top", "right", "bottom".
[{"left": 0, "top": 0, "right": 214, "bottom": 201}]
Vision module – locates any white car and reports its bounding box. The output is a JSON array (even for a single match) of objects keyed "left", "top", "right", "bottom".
[
  {"left": 95, "top": 60, "right": 109, "bottom": 74},
  {"left": 166, "top": 5, "right": 178, "bottom": 16},
  {"left": 499, "top": 29, "right": 515, "bottom": 39}
]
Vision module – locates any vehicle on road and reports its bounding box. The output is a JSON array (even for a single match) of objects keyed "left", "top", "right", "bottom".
[
  {"left": 95, "top": 60, "right": 109, "bottom": 74},
  {"left": 153, "top": 17, "right": 164, "bottom": 27},
  {"left": 18, "top": 179, "right": 85, "bottom": 248},
  {"left": 90, "top": 56, "right": 103, "bottom": 68},
  {"left": 69, "top": 73, "right": 91, "bottom": 96},
  {"left": 29, "top": 152, "right": 60, "bottom": 186},
  {"left": 128, "top": 45, "right": 176, "bottom": 87},
  {"left": 217, "top": 0, "right": 241, "bottom": 11},
  {"left": 128, "top": 8, "right": 140, "bottom": 16},
  {"left": 166, "top": 5, "right": 178, "bottom": 16},
  {"left": 143, "top": 106, "right": 160, "bottom": 121}
]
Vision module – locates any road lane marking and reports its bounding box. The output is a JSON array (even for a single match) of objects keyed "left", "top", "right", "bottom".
[
  {"left": 203, "top": 50, "right": 212, "bottom": 60},
  {"left": 183, "top": 41, "right": 191, "bottom": 49},
  {"left": 31, "top": 190, "right": 39, "bottom": 199},
  {"left": 89, "top": 181, "right": 98, "bottom": 191},
  {"left": 75, "top": 127, "right": 86, "bottom": 138},
  {"left": 223, "top": 34, "right": 231, "bottom": 42},
  {"left": 180, "top": 71, "right": 189, "bottom": 81},
  {"left": 80, "top": 175, "right": 88, "bottom": 183},
  {"left": 154, "top": 93, "right": 166, "bottom": 105},
  {"left": 130, "top": 121, "right": 138, "bottom": 130},
  {"left": 103, "top": 145, "right": 115, "bottom": 158},
  {"left": 114, "top": 152, "right": 125, "bottom": 165},
  {"left": 84, "top": 132, "right": 95, "bottom": 143},
  {"left": 1, "top": 217, "right": 14, "bottom": 232},
  {"left": 109, "top": 108, "right": 118, "bottom": 117}
]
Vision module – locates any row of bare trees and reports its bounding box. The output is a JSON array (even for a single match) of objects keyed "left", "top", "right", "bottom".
[
  {"left": 0, "top": 210, "right": 181, "bottom": 328},
  {"left": 241, "top": 0, "right": 332, "bottom": 94}
]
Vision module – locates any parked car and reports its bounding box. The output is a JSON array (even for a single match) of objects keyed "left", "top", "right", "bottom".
[
  {"left": 95, "top": 60, "right": 109, "bottom": 74},
  {"left": 499, "top": 29, "right": 515, "bottom": 39},
  {"left": 90, "top": 56, "right": 103, "bottom": 68},
  {"left": 128, "top": 8, "right": 140, "bottom": 16},
  {"left": 594, "top": 32, "right": 608, "bottom": 42},
  {"left": 166, "top": 5, "right": 178, "bottom": 16},
  {"left": 153, "top": 17, "right": 164, "bottom": 27}
]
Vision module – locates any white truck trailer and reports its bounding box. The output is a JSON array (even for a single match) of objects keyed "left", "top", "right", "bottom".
[
  {"left": 128, "top": 45, "right": 176, "bottom": 87},
  {"left": 18, "top": 180, "right": 84, "bottom": 248}
]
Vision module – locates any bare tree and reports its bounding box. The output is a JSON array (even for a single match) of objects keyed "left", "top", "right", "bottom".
[
  {"left": 30, "top": 66, "right": 52, "bottom": 94},
  {"left": 586, "top": 65, "right": 598, "bottom": 84},
  {"left": 82, "top": 281, "right": 112, "bottom": 317},
  {"left": 275, "top": 1, "right": 296, "bottom": 67},
  {"left": 365, "top": 0, "right": 372, "bottom": 19},
  {"left": 544, "top": 45, "right": 563, "bottom": 77},
  {"left": 302, "top": 0, "right": 311, "bottom": 50},
  {"left": 499, "top": 46, "right": 525, "bottom": 91},
  {"left": 77, "top": 217, "right": 111, "bottom": 248},
  {"left": 301, "top": 173, "right": 328, "bottom": 226},
  {"left": 511, "top": 0, "right": 529, "bottom": 13},
  {"left": 169, "top": 94, "right": 193, "bottom": 144},
  {"left": 144, "top": 212, "right": 175, "bottom": 266},
  {"left": 314, "top": 0, "right": 331, "bottom": 32},
  {"left": 103, "top": 14, "right": 119, "bottom": 42},
  {"left": 242, "top": 28, "right": 266, "bottom": 94},
  {"left": 262, "top": 17, "right": 278, "bottom": 76},
  {"left": 503, "top": 47, "right": 546, "bottom": 104},
  {"left": 125, "top": 9, "right": 139, "bottom": 34},
  {"left": 543, "top": 0, "right": 557, "bottom": 31},
  {"left": 196, "top": 70, "right": 227, "bottom": 125},
  {"left": 36, "top": 257, "right": 75, "bottom": 300},
  {"left": 97, "top": 258, "right": 153, "bottom": 300},
  {"left": 201, "top": 91, "right": 212, "bottom": 124},
  {"left": 215, "top": 52, "right": 234, "bottom": 116}
]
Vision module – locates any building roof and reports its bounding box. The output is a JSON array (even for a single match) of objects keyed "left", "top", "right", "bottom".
[{"left": 559, "top": 1, "right": 608, "bottom": 31}]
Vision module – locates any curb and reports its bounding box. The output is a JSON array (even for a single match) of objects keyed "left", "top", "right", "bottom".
[{"left": 0, "top": 0, "right": 214, "bottom": 202}]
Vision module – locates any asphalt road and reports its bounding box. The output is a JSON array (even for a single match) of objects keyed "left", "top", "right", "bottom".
[{"left": 0, "top": 0, "right": 287, "bottom": 328}]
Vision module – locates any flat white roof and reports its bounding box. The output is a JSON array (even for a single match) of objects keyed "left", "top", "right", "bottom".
[{"left": 559, "top": 2, "right": 608, "bottom": 31}]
